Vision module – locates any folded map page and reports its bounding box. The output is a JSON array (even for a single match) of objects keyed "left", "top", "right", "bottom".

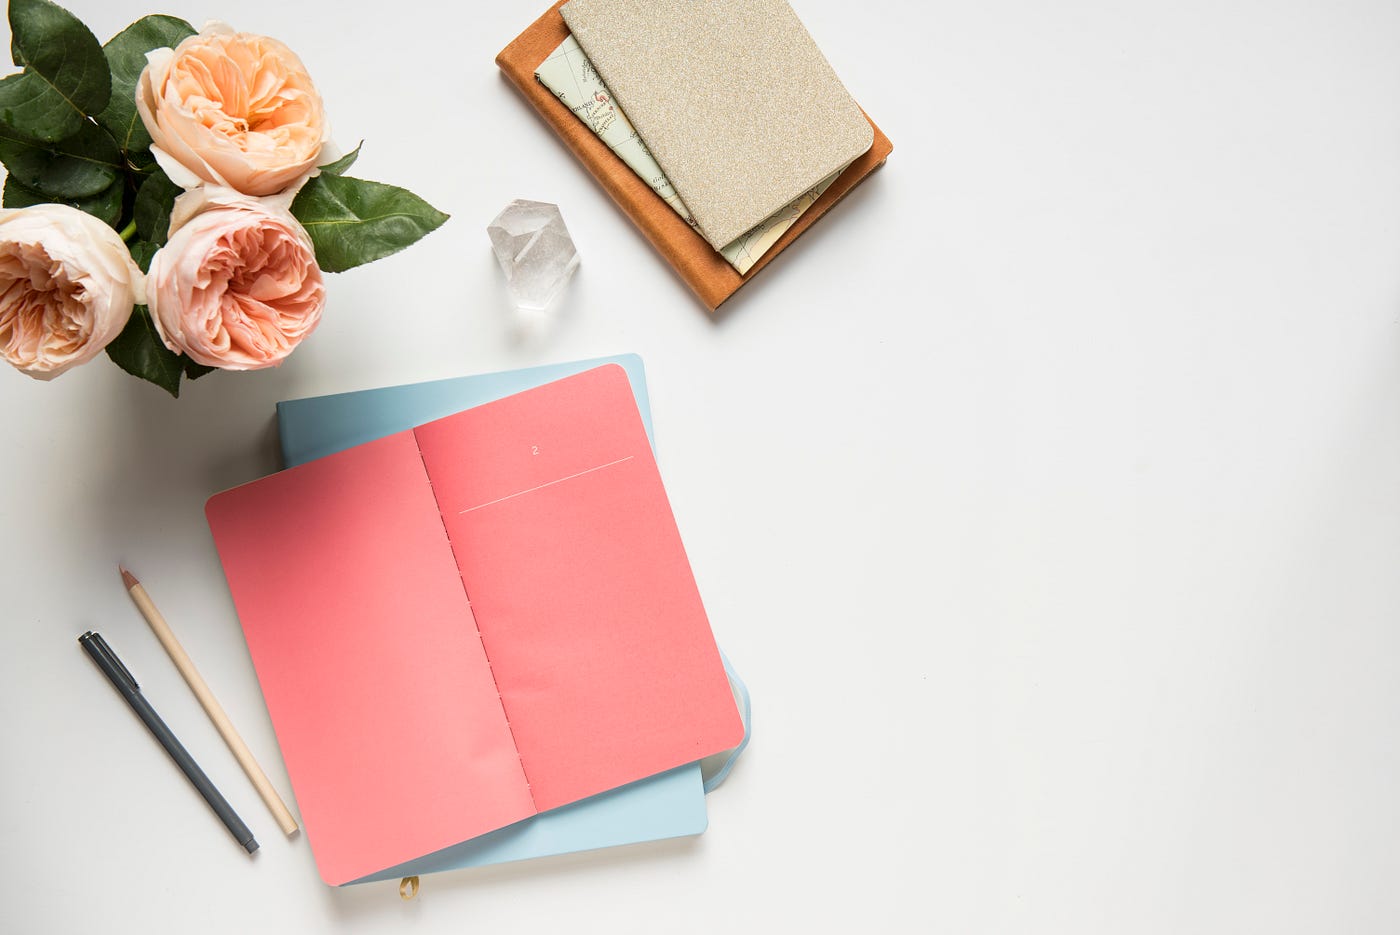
[
  {"left": 535, "top": 35, "right": 832, "bottom": 275},
  {"left": 720, "top": 169, "right": 839, "bottom": 273},
  {"left": 536, "top": 36, "right": 694, "bottom": 223}
]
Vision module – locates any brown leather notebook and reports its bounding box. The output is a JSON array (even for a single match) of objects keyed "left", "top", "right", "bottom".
[{"left": 496, "top": 2, "right": 892, "bottom": 314}]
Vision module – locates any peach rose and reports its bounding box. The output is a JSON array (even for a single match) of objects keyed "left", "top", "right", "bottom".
[
  {"left": 136, "top": 23, "right": 329, "bottom": 196},
  {"left": 147, "top": 187, "right": 324, "bottom": 370},
  {"left": 0, "top": 205, "right": 143, "bottom": 380}
]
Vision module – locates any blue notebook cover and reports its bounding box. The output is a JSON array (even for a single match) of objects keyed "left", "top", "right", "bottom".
[{"left": 276, "top": 355, "right": 708, "bottom": 884}]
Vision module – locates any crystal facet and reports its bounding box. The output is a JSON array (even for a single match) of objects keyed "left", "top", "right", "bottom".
[{"left": 487, "top": 199, "right": 580, "bottom": 313}]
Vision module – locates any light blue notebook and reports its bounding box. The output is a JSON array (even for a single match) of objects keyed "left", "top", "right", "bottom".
[
  {"left": 276, "top": 355, "right": 710, "bottom": 884},
  {"left": 278, "top": 355, "right": 656, "bottom": 469}
]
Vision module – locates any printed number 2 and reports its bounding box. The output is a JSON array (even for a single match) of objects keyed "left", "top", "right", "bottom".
[{"left": 531, "top": 445, "right": 540, "bottom": 455}]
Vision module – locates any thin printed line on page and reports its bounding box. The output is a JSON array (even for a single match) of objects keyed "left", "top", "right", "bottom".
[{"left": 457, "top": 456, "right": 635, "bottom": 514}]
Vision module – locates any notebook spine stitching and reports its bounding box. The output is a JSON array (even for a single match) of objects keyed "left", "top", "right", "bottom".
[{"left": 412, "top": 433, "right": 536, "bottom": 808}]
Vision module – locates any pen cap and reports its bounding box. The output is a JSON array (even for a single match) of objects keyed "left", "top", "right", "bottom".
[{"left": 79, "top": 631, "right": 139, "bottom": 691}]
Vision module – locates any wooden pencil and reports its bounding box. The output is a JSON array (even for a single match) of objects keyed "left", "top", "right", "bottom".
[{"left": 121, "top": 566, "right": 299, "bottom": 837}]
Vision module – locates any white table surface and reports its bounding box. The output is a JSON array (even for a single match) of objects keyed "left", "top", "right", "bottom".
[{"left": 4, "top": 0, "right": 1400, "bottom": 931}]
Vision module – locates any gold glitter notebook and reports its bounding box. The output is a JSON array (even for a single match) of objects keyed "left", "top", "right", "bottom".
[
  {"left": 559, "top": 0, "right": 875, "bottom": 252},
  {"left": 496, "top": 3, "right": 891, "bottom": 313}
]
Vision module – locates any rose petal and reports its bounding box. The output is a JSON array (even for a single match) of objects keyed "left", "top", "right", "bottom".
[
  {"left": 0, "top": 206, "right": 142, "bottom": 380},
  {"left": 135, "top": 27, "right": 327, "bottom": 197},
  {"left": 147, "top": 194, "right": 324, "bottom": 371}
]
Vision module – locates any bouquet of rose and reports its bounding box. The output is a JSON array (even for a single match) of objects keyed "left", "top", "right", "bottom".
[{"left": 0, "top": 0, "right": 446, "bottom": 395}]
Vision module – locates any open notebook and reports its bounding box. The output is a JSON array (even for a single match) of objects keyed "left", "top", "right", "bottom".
[
  {"left": 278, "top": 355, "right": 740, "bottom": 884},
  {"left": 208, "top": 364, "right": 743, "bottom": 885}
]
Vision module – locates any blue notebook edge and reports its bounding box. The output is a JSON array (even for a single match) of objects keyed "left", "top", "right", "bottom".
[{"left": 276, "top": 355, "right": 653, "bottom": 468}]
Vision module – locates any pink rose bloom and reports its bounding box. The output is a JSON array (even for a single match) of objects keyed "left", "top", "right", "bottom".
[
  {"left": 0, "top": 204, "right": 143, "bottom": 380},
  {"left": 136, "top": 23, "right": 329, "bottom": 196},
  {"left": 147, "top": 188, "right": 324, "bottom": 370}
]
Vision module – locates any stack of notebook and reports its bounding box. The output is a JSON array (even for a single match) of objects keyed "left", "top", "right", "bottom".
[
  {"left": 206, "top": 357, "right": 747, "bottom": 885},
  {"left": 497, "top": 0, "right": 893, "bottom": 313}
]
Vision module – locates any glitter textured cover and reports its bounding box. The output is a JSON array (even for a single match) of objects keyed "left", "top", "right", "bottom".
[{"left": 560, "top": 0, "right": 874, "bottom": 251}]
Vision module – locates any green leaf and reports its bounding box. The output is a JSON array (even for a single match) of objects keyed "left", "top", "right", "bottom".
[
  {"left": 183, "top": 357, "right": 215, "bottom": 380},
  {"left": 94, "top": 14, "right": 195, "bottom": 156},
  {"left": 0, "top": 0, "right": 111, "bottom": 142},
  {"left": 1, "top": 175, "right": 43, "bottom": 208},
  {"left": 133, "top": 167, "right": 179, "bottom": 244},
  {"left": 0, "top": 119, "right": 121, "bottom": 198},
  {"left": 318, "top": 141, "right": 361, "bottom": 177},
  {"left": 291, "top": 174, "right": 448, "bottom": 273},
  {"left": 1, "top": 171, "right": 123, "bottom": 227},
  {"left": 124, "top": 146, "right": 156, "bottom": 172},
  {"left": 105, "top": 304, "right": 184, "bottom": 396},
  {"left": 80, "top": 173, "right": 122, "bottom": 227},
  {"left": 127, "top": 238, "right": 157, "bottom": 273}
]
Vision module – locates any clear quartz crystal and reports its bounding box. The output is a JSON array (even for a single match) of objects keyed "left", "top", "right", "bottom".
[{"left": 487, "top": 199, "right": 580, "bottom": 313}]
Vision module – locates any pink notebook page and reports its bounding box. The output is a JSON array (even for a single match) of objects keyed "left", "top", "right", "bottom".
[
  {"left": 414, "top": 364, "right": 744, "bottom": 811},
  {"left": 205, "top": 431, "right": 534, "bottom": 886}
]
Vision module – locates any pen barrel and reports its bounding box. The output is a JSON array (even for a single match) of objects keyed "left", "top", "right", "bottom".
[
  {"left": 122, "top": 688, "right": 260, "bottom": 853},
  {"left": 80, "top": 636, "right": 259, "bottom": 854},
  {"left": 129, "top": 582, "right": 299, "bottom": 837}
]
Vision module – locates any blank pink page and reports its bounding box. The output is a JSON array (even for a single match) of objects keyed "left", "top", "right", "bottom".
[
  {"left": 414, "top": 365, "right": 744, "bottom": 812},
  {"left": 205, "top": 431, "right": 534, "bottom": 885}
]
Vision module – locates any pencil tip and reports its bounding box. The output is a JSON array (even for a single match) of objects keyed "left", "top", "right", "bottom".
[{"left": 120, "top": 566, "right": 138, "bottom": 589}]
